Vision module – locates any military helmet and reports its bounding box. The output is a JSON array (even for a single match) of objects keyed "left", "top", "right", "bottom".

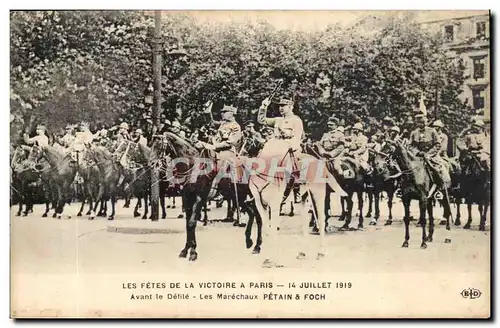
[
  {"left": 433, "top": 120, "right": 444, "bottom": 128},
  {"left": 474, "top": 119, "right": 485, "bottom": 128},
  {"left": 135, "top": 128, "right": 143, "bottom": 134},
  {"left": 352, "top": 122, "right": 363, "bottom": 131},
  {"left": 389, "top": 126, "right": 400, "bottom": 133},
  {"left": 119, "top": 122, "right": 129, "bottom": 130}
]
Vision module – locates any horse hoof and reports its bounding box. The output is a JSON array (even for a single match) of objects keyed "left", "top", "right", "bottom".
[
  {"left": 179, "top": 249, "right": 188, "bottom": 258},
  {"left": 439, "top": 220, "right": 447, "bottom": 225},
  {"left": 85, "top": 211, "right": 92, "bottom": 215},
  {"left": 357, "top": 224, "right": 364, "bottom": 230},
  {"left": 288, "top": 212, "right": 294, "bottom": 217},
  {"left": 141, "top": 215, "right": 147, "bottom": 220},
  {"left": 172, "top": 206, "right": 176, "bottom": 209},
  {"left": 444, "top": 238, "right": 451, "bottom": 243},
  {"left": 16, "top": 212, "right": 21, "bottom": 217},
  {"left": 420, "top": 243, "right": 427, "bottom": 249},
  {"left": 57, "top": 215, "right": 62, "bottom": 220},
  {"left": 188, "top": 252, "right": 198, "bottom": 261},
  {"left": 23, "top": 212, "right": 28, "bottom": 217},
  {"left": 316, "top": 253, "right": 325, "bottom": 260},
  {"left": 108, "top": 216, "right": 114, "bottom": 221},
  {"left": 401, "top": 241, "right": 409, "bottom": 248},
  {"left": 246, "top": 239, "right": 253, "bottom": 249},
  {"left": 77, "top": 212, "right": 82, "bottom": 217},
  {"left": 167, "top": 205, "right": 171, "bottom": 209},
  {"left": 463, "top": 224, "right": 471, "bottom": 230},
  {"left": 233, "top": 221, "right": 239, "bottom": 227},
  {"left": 366, "top": 213, "right": 372, "bottom": 218},
  {"left": 311, "top": 226, "right": 319, "bottom": 233},
  {"left": 89, "top": 216, "right": 94, "bottom": 221},
  {"left": 339, "top": 225, "right": 349, "bottom": 231},
  {"left": 42, "top": 213, "right": 48, "bottom": 218},
  {"left": 123, "top": 204, "right": 130, "bottom": 208},
  {"left": 161, "top": 214, "right": 166, "bottom": 219},
  {"left": 479, "top": 225, "right": 485, "bottom": 231},
  {"left": 134, "top": 212, "right": 141, "bottom": 218},
  {"left": 454, "top": 219, "right": 461, "bottom": 226},
  {"left": 369, "top": 220, "right": 376, "bottom": 226},
  {"left": 203, "top": 221, "right": 208, "bottom": 226},
  {"left": 296, "top": 252, "right": 306, "bottom": 260},
  {"left": 426, "top": 236, "right": 433, "bottom": 242}
]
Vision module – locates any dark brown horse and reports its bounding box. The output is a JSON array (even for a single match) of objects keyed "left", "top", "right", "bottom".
[
  {"left": 366, "top": 148, "right": 399, "bottom": 226},
  {"left": 31, "top": 144, "right": 78, "bottom": 219},
  {"left": 389, "top": 139, "right": 453, "bottom": 248},
  {"left": 459, "top": 150, "right": 490, "bottom": 230}
]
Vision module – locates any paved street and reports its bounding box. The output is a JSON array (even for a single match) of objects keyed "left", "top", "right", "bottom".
[{"left": 11, "top": 197, "right": 490, "bottom": 274}]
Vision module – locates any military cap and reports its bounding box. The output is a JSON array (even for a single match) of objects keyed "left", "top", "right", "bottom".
[
  {"left": 135, "top": 128, "right": 143, "bottom": 134},
  {"left": 474, "top": 119, "right": 485, "bottom": 128},
  {"left": 277, "top": 98, "right": 294, "bottom": 106},
  {"left": 221, "top": 105, "right": 237, "bottom": 114},
  {"left": 119, "top": 122, "right": 129, "bottom": 130},
  {"left": 335, "top": 126, "right": 345, "bottom": 133}
]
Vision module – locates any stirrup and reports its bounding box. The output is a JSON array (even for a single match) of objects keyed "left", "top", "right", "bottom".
[
  {"left": 395, "top": 188, "right": 402, "bottom": 198},
  {"left": 434, "top": 191, "right": 443, "bottom": 200},
  {"left": 427, "top": 184, "right": 437, "bottom": 199}
]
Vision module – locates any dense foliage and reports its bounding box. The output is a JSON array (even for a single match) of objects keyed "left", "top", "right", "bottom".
[{"left": 10, "top": 11, "right": 471, "bottom": 143}]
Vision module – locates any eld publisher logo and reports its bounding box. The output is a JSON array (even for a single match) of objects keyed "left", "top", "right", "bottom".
[{"left": 461, "top": 288, "right": 482, "bottom": 299}]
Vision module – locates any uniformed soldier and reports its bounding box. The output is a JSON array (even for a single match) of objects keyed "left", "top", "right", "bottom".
[
  {"left": 346, "top": 122, "right": 372, "bottom": 175},
  {"left": 134, "top": 128, "right": 148, "bottom": 147},
  {"left": 408, "top": 113, "right": 450, "bottom": 198},
  {"left": 24, "top": 125, "right": 50, "bottom": 149},
  {"left": 241, "top": 121, "right": 266, "bottom": 155},
  {"left": 458, "top": 119, "right": 490, "bottom": 170},
  {"left": 59, "top": 124, "right": 77, "bottom": 148},
  {"left": 258, "top": 97, "right": 304, "bottom": 157},
  {"left": 317, "top": 117, "right": 346, "bottom": 159},
  {"left": 197, "top": 102, "right": 243, "bottom": 199}
]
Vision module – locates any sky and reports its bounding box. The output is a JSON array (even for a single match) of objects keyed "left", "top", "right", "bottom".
[{"left": 156, "top": 10, "right": 489, "bottom": 31}]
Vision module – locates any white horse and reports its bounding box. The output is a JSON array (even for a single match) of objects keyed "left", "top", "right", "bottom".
[{"left": 247, "top": 139, "right": 346, "bottom": 268}]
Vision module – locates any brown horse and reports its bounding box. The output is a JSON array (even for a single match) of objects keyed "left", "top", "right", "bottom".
[
  {"left": 85, "top": 145, "right": 122, "bottom": 220},
  {"left": 366, "top": 148, "right": 399, "bottom": 226},
  {"left": 389, "top": 139, "right": 453, "bottom": 248},
  {"left": 31, "top": 144, "right": 78, "bottom": 219},
  {"left": 459, "top": 150, "right": 490, "bottom": 230}
]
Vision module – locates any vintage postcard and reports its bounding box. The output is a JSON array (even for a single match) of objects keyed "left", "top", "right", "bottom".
[{"left": 10, "top": 9, "right": 491, "bottom": 318}]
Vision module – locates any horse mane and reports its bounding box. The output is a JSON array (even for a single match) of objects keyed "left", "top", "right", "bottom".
[{"left": 162, "top": 132, "right": 199, "bottom": 157}]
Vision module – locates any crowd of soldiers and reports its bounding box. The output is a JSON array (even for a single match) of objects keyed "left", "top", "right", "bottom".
[{"left": 13, "top": 94, "right": 491, "bottom": 213}]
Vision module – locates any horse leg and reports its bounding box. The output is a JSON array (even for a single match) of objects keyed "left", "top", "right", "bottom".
[
  {"left": 160, "top": 189, "right": 167, "bottom": 219},
  {"left": 142, "top": 194, "right": 149, "bottom": 220},
  {"left": 426, "top": 200, "right": 434, "bottom": 243},
  {"left": 202, "top": 203, "right": 208, "bottom": 226},
  {"left": 179, "top": 193, "right": 192, "bottom": 258},
  {"left": 419, "top": 199, "right": 427, "bottom": 249},
  {"left": 77, "top": 192, "right": 86, "bottom": 217},
  {"left": 90, "top": 185, "right": 104, "bottom": 220},
  {"left": 402, "top": 196, "right": 411, "bottom": 247},
  {"left": 186, "top": 195, "right": 203, "bottom": 261},
  {"left": 245, "top": 205, "right": 255, "bottom": 249},
  {"left": 385, "top": 190, "right": 394, "bottom": 225},
  {"left": 311, "top": 185, "right": 327, "bottom": 259},
  {"left": 357, "top": 191, "right": 364, "bottom": 229},
  {"left": 464, "top": 201, "right": 472, "bottom": 229},
  {"left": 340, "top": 194, "right": 353, "bottom": 230},
  {"left": 172, "top": 193, "right": 176, "bottom": 209},
  {"left": 479, "top": 201, "right": 488, "bottom": 231},
  {"left": 339, "top": 197, "right": 346, "bottom": 221},
  {"left": 366, "top": 190, "right": 373, "bottom": 218},
  {"left": 455, "top": 197, "right": 461, "bottom": 226},
  {"left": 108, "top": 189, "right": 116, "bottom": 220},
  {"left": 134, "top": 198, "right": 141, "bottom": 217}
]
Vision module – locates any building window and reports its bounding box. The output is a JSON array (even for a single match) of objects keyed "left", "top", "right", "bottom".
[
  {"left": 473, "top": 57, "right": 486, "bottom": 79},
  {"left": 472, "top": 89, "right": 485, "bottom": 110},
  {"left": 476, "top": 21, "right": 486, "bottom": 39},
  {"left": 444, "top": 25, "right": 454, "bottom": 42}
]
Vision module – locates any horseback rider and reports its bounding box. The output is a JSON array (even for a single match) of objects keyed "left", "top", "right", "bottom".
[
  {"left": 59, "top": 124, "right": 77, "bottom": 148},
  {"left": 241, "top": 121, "right": 266, "bottom": 156},
  {"left": 133, "top": 128, "right": 148, "bottom": 147},
  {"left": 24, "top": 124, "right": 50, "bottom": 149},
  {"left": 317, "top": 117, "right": 346, "bottom": 159},
  {"left": 408, "top": 113, "right": 450, "bottom": 198},
  {"left": 458, "top": 119, "right": 490, "bottom": 170},
  {"left": 346, "top": 122, "right": 372, "bottom": 176},
  {"left": 196, "top": 102, "right": 242, "bottom": 199},
  {"left": 258, "top": 97, "right": 304, "bottom": 203}
]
